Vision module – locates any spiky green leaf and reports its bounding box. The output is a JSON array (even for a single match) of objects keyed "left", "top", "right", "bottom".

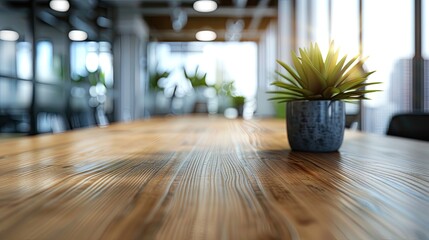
[{"left": 268, "top": 41, "right": 381, "bottom": 103}]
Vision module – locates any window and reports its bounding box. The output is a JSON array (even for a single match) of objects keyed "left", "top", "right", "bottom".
[
  {"left": 148, "top": 42, "right": 257, "bottom": 117},
  {"left": 36, "top": 41, "right": 54, "bottom": 83},
  {"left": 362, "top": 0, "right": 414, "bottom": 133},
  {"left": 0, "top": 40, "right": 17, "bottom": 76},
  {"left": 331, "top": 0, "right": 359, "bottom": 56},
  {"left": 71, "top": 41, "right": 114, "bottom": 87},
  {"left": 17, "top": 42, "right": 32, "bottom": 80}
]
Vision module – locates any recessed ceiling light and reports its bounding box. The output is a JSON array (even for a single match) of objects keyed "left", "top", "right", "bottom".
[
  {"left": 0, "top": 30, "right": 19, "bottom": 41},
  {"left": 196, "top": 30, "right": 217, "bottom": 41},
  {"left": 68, "top": 30, "right": 87, "bottom": 41},
  {"left": 193, "top": 0, "right": 218, "bottom": 13},
  {"left": 49, "top": 0, "right": 70, "bottom": 12}
]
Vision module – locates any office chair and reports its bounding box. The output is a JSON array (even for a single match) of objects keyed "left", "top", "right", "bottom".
[{"left": 386, "top": 113, "right": 429, "bottom": 141}]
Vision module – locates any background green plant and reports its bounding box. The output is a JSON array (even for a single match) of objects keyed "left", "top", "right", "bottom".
[
  {"left": 149, "top": 69, "right": 170, "bottom": 91},
  {"left": 184, "top": 66, "right": 208, "bottom": 88},
  {"left": 232, "top": 96, "right": 245, "bottom": 107},
  {"left": 214, "top": 80, "right": 246, "bottom": 108}
]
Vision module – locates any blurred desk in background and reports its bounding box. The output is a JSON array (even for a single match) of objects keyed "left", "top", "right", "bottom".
[{"left": 0, "top": 116, "right": 428, "bottom": 239}]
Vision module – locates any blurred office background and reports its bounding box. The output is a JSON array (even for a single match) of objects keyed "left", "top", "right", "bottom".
[{"left": 0, "top": 0, "right": 428, "bottom": 136}]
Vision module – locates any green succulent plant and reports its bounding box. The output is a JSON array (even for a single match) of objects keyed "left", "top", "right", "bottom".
[{"left": 268, "top": 42, "right": 381, "bottom": 103}]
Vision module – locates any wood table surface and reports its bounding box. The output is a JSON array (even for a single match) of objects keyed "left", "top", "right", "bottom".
[{"left": 0, "top": 116, "right": 428, "bottom": 240}]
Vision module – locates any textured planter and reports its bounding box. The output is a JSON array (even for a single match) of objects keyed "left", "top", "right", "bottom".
[{"left": 286, "top": 100, "right": 345, "bottom": 152}]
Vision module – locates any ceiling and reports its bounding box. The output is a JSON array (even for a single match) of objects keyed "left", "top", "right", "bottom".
[
  {"left": 1, "top": 0, "right": 278, "bottom": 42},
  {"left": 103, "top": 0, "right": 278, "bottom": 42}
]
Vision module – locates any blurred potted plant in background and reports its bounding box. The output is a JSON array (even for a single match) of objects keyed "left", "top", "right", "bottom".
[
  {"left": 184, "top": 66, "right": 209, "bottom": 113},
  {"left": 215, "top": 80, "right": 246, "bottom": 117},
  {"left": 232, "top": 95, "right": 245, "bottom": 116},
  {"left": 184, "top": 66, "right": 208, "bottom": 88},
  {"left": 149, "top": 68, "right": 170, "bottom": 91},
  {"left": 268, "top": 42, "right": 381, "bottom": 152},
  {"left": 146, "top": 65, "right": 171, "bottom": 116}
]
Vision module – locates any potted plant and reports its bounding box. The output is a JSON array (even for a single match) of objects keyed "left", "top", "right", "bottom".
[
  {"left": 183, "top": 66, "right": 208, "bottom": 89},
  {"left": 149, "top": 68, "right": 170, "bottom": 91},
  {"left": 184, "top": 66, "right": 209, "bottom": 113},
  {"left": 268, "top": 42, "right": 381, "bottom": 152},
  {"left": 215, "top": 80, "right": 245, "bottom": 116},
  {"left": 146, "top": 67, "right": 171, "bottom": 115},
  {"left": 232, "top": 95, "right": 245, "bottom": 116}
]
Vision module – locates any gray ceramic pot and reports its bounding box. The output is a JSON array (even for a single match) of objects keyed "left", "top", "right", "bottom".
[{"left": 286, "top": 100, "right": 345, "bottom": 152}]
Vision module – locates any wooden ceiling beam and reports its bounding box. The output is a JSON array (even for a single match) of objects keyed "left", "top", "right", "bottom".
[
  {"left": 150, "top": 29, "right": 262, "bottom": 41},
  {"left": 118, "top": 6, "right": 277, "bottom": 18}
]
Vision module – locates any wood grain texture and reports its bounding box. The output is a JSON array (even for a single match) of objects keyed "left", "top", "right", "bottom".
[{"left": 0, "top": 115, "right": 428, "bottom": 239}]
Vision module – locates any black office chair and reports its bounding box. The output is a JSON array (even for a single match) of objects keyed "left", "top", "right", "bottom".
[{"left": 386, "top": 113, "right": 429, "bottom": 141}]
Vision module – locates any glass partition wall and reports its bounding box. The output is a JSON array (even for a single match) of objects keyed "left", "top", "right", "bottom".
[
  {"left": 0, "top": 8, "right": 32, "bottom": 135},
  {"left": 0, "top": 1, "right": 114, "bottom": 136}
]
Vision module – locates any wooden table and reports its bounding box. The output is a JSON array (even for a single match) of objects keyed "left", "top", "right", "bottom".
[{"left": 0, "top": 116, "right": 428, "bottom": 239}]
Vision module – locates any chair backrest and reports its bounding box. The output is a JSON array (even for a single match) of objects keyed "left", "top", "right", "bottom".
[{"left": 386, "top": 113, "right": 429, "bottom": 141}]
